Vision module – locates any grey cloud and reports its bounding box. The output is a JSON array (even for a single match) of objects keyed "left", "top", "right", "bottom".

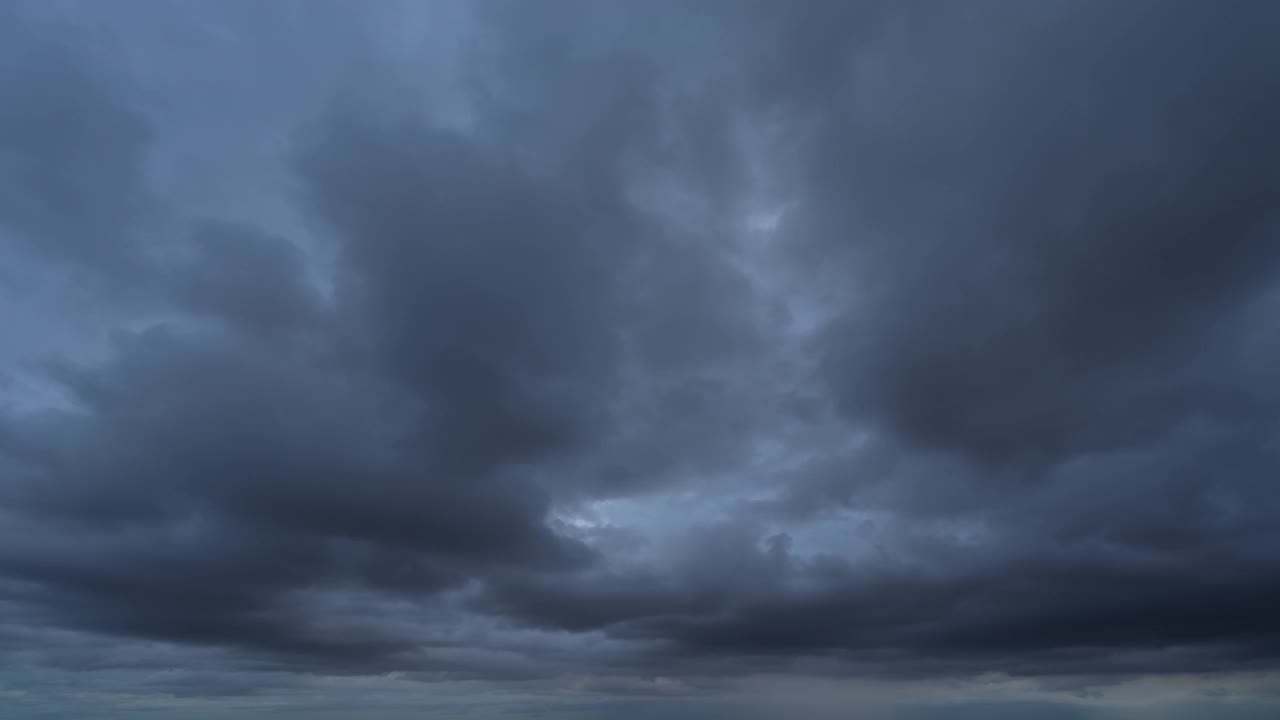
[
  {"left": 1, "top": 0, "right": 1280, "bottom": 715},
  {"left": 788, "top": 0, "right": 1280, "bottom": 466},
  {"left": 0, "top": 9, "right": 154, "bottom": 275},
  {"left": 0, "top": 0, "right": 756, "bottom": 682},
  {"left": 169, "top": 220, "right": 321, "bottom": 333}
]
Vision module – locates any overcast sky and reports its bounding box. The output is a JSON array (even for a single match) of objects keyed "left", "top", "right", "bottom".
[{"left": 2, "top": 1, "right": 1280, "bottom": 718}]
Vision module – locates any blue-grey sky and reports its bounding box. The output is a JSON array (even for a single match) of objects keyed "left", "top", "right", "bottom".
[{"left": 2, "top": 1, "right": 1280, "bottom": 718}]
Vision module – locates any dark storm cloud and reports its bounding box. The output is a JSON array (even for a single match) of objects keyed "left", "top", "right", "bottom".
[
  {"left": 792, "top": 0, "right": 1280, "bottom": 466},
  {"left": 2, "top": 0, "right": 1280, "bottom": 710},
  {"left": 470, "top": 0, "right": 1280, "bottom": 678},
  {"left": 0, "top": 0, "right": 758, "bottom": 678},
  {"left": 483, "top": 505, "right": 1280, "bottom": 676},
  {"left": 296, "top": 112, "right": 624, "bottom": 475},
  {"left": 0, "top": 113, "right": 614, "bottom": 667},
  {"left": 168, "top": 220, "right": 321, "bottom": 333}
]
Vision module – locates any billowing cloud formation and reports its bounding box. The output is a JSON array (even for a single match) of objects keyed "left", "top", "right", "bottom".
[{"left": 2, "top": 1, "right": 1280, "bottom": 716}]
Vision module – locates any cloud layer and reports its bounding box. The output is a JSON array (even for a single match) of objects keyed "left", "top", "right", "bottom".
[{"left": 2, "top": 0, "right": 1280, "bottom": 715}]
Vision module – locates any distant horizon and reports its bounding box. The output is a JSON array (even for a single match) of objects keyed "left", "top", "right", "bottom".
[{"left": 1, "top": 1, "right": 1279, "bottom": 718}]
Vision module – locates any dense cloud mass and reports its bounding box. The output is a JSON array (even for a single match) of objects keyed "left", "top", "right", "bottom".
[{"left": 2, "top": 1, "right": 1280, "bottom": 717}]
